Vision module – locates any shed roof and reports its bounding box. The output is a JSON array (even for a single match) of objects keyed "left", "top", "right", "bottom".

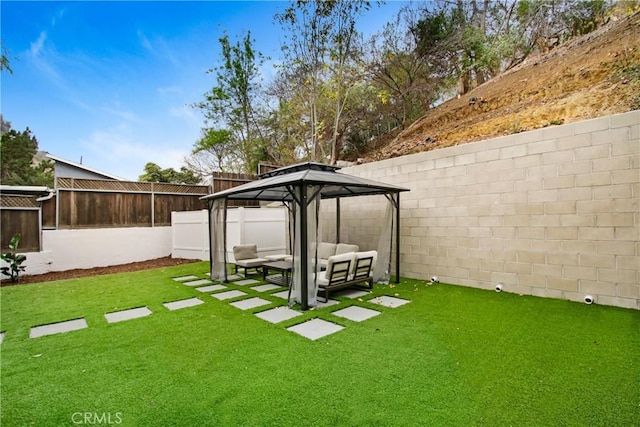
[{"left": 201, "top": 162, "right": 409, "bottom": 202}]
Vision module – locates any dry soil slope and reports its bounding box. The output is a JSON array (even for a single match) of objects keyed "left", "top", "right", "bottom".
[{"left": 366, "top": 11, "right": 640, "bottom": 161}]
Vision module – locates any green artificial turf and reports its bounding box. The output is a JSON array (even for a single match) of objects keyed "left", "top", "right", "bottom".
[{"left": 1, "top": 262, "right": 638, "bottom": 426}]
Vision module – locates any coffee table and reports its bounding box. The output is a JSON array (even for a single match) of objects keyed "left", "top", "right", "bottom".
[{"left": 262, "top": 261, "right": 292, "bottom": 287}]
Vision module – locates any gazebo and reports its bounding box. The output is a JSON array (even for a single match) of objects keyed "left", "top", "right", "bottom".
[{"left": 201, "top": 162, "right": 409, "bottom": 310}]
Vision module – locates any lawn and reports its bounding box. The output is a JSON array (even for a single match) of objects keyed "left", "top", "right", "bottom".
[{"left": 1, "top": 262, "right": 638, "bottom": 426}]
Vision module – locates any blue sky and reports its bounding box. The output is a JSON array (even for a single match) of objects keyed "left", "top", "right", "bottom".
[{"left": 1, "top": 1, "right": 407, "bottom": 181}]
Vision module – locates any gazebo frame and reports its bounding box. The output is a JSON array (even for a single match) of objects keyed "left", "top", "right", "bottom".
[{"left": 201, "top": 162, "right": 409, "bottom": 310}]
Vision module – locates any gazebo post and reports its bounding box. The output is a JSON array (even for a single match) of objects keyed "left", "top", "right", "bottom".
[
  {"left": 336, "top": 198, "right": 341, "bottom": 243},
  {"left": 395, "top": 193, "right": 401, "bottom": 284},
  {"left": 299, "top": 183, "right": 309, "bottom": 310}
]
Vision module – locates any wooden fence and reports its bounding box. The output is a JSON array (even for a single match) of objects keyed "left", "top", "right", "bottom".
[
  {"left": 49, "top": 178, "right": 210, "bottom": 228},
  {"left": 0, "top": 195, "right": 41, "bottom": 252},
  {"left": 1, "top": 172, "right": 261, "bottom": 250}
]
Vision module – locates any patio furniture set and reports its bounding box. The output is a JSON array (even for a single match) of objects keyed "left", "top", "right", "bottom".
[{"left": 232, "top": 243, "right": 376, "bottom": 302}]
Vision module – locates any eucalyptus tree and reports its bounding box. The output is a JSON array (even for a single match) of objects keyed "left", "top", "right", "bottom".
[
  {"left": 277, "top": 0, "right": 373, "bottom": 164},
  {"left": 193, "top": 31, "right": 268, "bottom": 173}
]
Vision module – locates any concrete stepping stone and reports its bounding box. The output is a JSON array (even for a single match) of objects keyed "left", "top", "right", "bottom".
[
  {"left": 255, "top": 307, "right": 302, "bottom": 324},
  {"left": 271, "top": 290, "right": 290, "bottom": 299},
  {"left": 251, "top": 284, "right": 282, "bottom": 292},
  {"left": 234, "top": 279, "right": 261, "bottom": 286},
  {"left": 195, "top": 284, "right": 227, "bottom": 293},
  {"left": 315, "top": 299, "right": 340, "bottom": 308},
  {"left": 105, "top": 306, "right": 152, "bottom": 323},
  {"left": 183, "top": 279, "right": 213, "bottom": 287},
  {"left": 212, "top": 290, "right": 247, "bottom": 301},
  {"left": 335, "top": 289, "right": 371, "bottom": 299},
  {"left": 226, "top": 274, "right": 242, "bottom": 281},
  {"left": 230, "top": 297, "right": 271, "bottom": 311},
  {"left": 30, "top": 318, "right": 88, "bottom": 338},
  {"left": 173, "top": 275, "right": 199, "bottom": 282},
  {"left": 368, "top": 295, "right": 410, "bottom": 308},
  {"left": 0, "top": 332, "right": 4, "bottom": 344},
  {"left": 332, "top": 306, "right": 381, "bottom": 322},
  {"left": 163, "top": 297, "right": 204, "bottom": 311},
  {"left": 287, "top": 318, "right": 344, "bottom": 340}
]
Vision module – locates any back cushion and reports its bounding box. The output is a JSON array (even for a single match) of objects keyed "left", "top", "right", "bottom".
[
  {"left": 336, "top": 243, "right": 359, "bottom": 255},
  {"left": 233, "top": 244, "right": 258, "bottom": 260},
  {"left": 326, "top": 252, "right": 356, "bottom": 279},
  {"left": 354, "top": 250, "right": 378, "bottom": 276},
  {"left": 317, "top": 242, "right": 337, "bottom": 259}
]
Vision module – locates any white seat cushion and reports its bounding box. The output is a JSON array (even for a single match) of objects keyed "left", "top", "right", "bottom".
[{"left": 235, "top": 257, "right": 268, "bottom": 268}]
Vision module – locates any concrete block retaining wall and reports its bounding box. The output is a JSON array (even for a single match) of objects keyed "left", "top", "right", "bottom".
[{"left": 339, "top": 110, "right": 639, "bottom": 309}]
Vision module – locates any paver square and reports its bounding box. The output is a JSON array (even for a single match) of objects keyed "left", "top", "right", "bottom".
[
  {"left": 196, "top": 284, "right": 227, "bottom": 293},
  {"left": 173, "top": 275, "right": 199, "bottom": 282},
  {"left": 183, "top": 279, "right": 213, "bottom": 287},
  {"left": 336, "top": 289, "right": 371, "bottom": 299},
  {"left": 234, "top": 279, "right": 261, "bottom": 286},
  {"left": 0, "top": 332, "right": 5, "bottom": 344},
  {"left": 315, "top": 298, "right": 340, "bottom": 308},
  {"left": 212, "top": 290, "right": 247, "bottom": 300},
  {"left": 230, "top": 297, "right": 271, "bottom": 310},
  {"left": 287, "top": 318, "right": 344, "bottom": 340},
  {"left": 255, "top": 307, "right": 302, "bottom": 323},
  {"left": 105, "top": 307, "right": 152, "bottom": 323},
  {"left": 271, "top": 290, "right": 290, "bottom": 299},
  {"left": 251, "top": 284, "right": 282, "bottom": 292},
  {"left": 368, "top": 295, "right": 410, "bottom": 308},
  {"left": 163, "top": 297, "right": 204, "bottom": 311},
  {"left": 332, "top": 306, "right": 381, "bottom": 322},
  {"left": 30, "top": 318, "right": 88, "bottom": 338},
  {"left": 226, "top": 274, "right": 242, "bottom": 281}
]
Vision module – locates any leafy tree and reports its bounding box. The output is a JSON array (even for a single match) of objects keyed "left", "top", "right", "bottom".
[
  {"left": 192, "top": 31, "right": 268, "bottom": 173},
  {"left": 367, "top": 6, "right": 442, "bottom": 129},
  {"left": 277, "top": 0, "right": 372, "bottom": 164},
  {"left": 0, "top": 117, "right": 53, "bottom": 186},
  {"left": 138, "top": 162, "right": 201, "bottom": 184},
  {"left": 185, "top": 128, "right": 236, "bottom": 174},
  {"left": 1, "top": 41, "right": 13, "bottom": 74}
]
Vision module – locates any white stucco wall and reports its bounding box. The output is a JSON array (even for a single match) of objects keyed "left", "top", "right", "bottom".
[{"left": 11, "top": 227, "right": 173, "bottom": 276}]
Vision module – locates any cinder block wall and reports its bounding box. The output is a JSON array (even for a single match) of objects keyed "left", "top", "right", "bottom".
[{"left": 339, "top": 110, "right": 639, "bottom": 309}]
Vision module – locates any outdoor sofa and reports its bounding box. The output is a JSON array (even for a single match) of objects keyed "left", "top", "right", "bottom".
[{"left": 316, "top": 250, "right": 377, "bottom": 302}]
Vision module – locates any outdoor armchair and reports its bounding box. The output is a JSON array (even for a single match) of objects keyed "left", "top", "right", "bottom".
[{"left": 232, "top": 244, "right": 268, "bottom": 276}]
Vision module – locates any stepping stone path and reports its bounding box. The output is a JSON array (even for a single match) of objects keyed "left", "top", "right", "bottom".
[
  {"left": 271, "top": 290, "right": 290, "bottom": 299},
  {"left": 195, "top": 284, "right": 227, "bottom": 293},
  {"left": 5, "top": 268, "right": 411, "bottom": 344},
  {"left": 182, "top": 279, "right": 213, "bottom": 287},
  {"left": 336, "top": 289, "right": 371, "bottom": 299},
  {"left": 315, "top": 298, "right": 340, "bottom": 308},
  {"left": 30, "top": 318, "right": 88, "bottom": 338},
  {"left": 255, "top": 307, "right": 302, "bottom": 324},
  {"left": 230, "top": 297, "right": 271, "bottom": 311},
  {"left": 368, "top": 295, "right": 410, "bottom": 308},
  {"left": 332, "top": 306, "right": 380, "bottom": 322},
  {"left": 173, "top": 275, "right": 199, "bottom": 282},
  {"left": 163, "top": 297, "right": 204, "bottom": 311},
  {"left": 105, "top": 307, "right": 152, "bottom": 323},
  {"left": 287, "top": 318, "right": 344, "bottom": 341},
  {"left": 251, "top": 284, "right": 282, "bottom": 293},
  {"left": 212, "top": 290, "right": 247, "bottom": 301},
  {"left": 234, "top": 279, "right": 261, "bottom": 286}
]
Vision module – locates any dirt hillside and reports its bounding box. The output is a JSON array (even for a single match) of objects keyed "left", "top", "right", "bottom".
[{"left": 364, "top": 11, "right": 640, "bottom": 162}]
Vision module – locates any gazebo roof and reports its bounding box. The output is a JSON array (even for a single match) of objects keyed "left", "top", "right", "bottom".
[{"left": 201, "top": 162, "right": 409, "bottom": 202}]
